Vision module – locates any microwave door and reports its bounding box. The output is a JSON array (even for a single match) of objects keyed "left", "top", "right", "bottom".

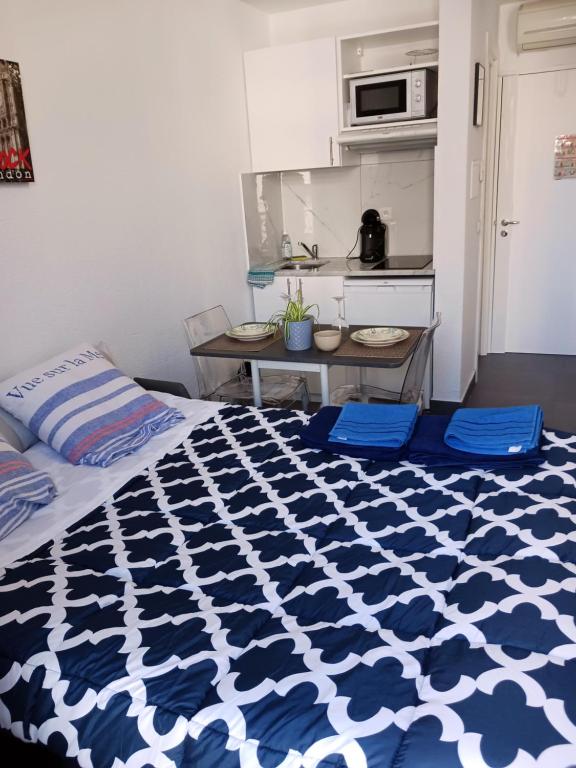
[{"left": 352, "top": 76, "right": 411, "bottom": 125}]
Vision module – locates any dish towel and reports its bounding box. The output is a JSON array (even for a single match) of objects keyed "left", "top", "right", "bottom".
[
  {"left": 329, "top": 403, "right": 419, "bottom": 448},
  {"left": 444, "top": 405, "right": 544, "bottom": 456},
  {"left": 300, "top": 407, "right": 405, "bottom": 461},
  {"left": 407, "top": 415, "right": 544, "bottom": 468},
  {"left": 247, "top": 262, "right": 278, "bottom": 289}
]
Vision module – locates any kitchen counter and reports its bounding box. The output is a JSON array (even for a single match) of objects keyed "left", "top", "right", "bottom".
[{"left": 274, "top": 256, "right": 434, "bottom": 278}]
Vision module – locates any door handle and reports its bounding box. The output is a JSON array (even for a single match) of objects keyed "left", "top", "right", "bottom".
[{"left": 501, "top": 219, "right": 520, "bottom": 226}]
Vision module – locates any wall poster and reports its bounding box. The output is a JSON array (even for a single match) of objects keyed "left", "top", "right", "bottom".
[
  {"left": 0, "top": 59, "right": 34, "bottom": 182},
  {"left": 554, "top": 135, "right": 576, "bottom": 180}
]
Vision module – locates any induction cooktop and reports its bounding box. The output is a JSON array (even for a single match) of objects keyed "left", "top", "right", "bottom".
[{"left": 354, "top": 255, "right": 432, "bottom": 271}]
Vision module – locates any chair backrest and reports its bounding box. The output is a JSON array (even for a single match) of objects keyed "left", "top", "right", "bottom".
[
  {"left": 400, "top": 313, "right": 442, "bottom": 404},
  {"left": 183, "top": 305, "right": 244, "bottom": 398}
]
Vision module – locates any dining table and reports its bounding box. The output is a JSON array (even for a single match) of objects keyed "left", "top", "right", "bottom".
[{"left": 190, "top": 324, "right": 424, "bottom": 407}]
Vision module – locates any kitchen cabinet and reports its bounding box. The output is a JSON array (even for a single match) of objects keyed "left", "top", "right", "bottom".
[
  {"left": 252, "top": 274, "right": 434, "bottom": 403},
  {"left": 344, "top": 277, "right": 434, "bottom": 405},
  {"left": 244, "top": 38, "right": 340, "bottom": 173},
  {"left": 252, "top": 276, "right": 344, "bottom": 325}
]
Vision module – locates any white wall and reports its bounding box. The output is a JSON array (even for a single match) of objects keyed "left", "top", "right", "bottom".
[
  {"left": 269, "top": 0, "right": 438, "bottom": 45},
  {"left": 0, "top": 0, "right": 269, "bottom": 393},
  {"left": 432, "top": 0, "right": 499, "bottom": 402}
]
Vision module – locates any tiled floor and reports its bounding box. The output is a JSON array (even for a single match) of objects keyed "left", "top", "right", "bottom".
[{"left": 464, "top": 353, "right": 576, "bottom": 433}]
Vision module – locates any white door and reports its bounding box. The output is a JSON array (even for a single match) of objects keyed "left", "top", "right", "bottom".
[
  {"left": 492, "top": 70, "right": 576, "bottom": 354},
  {"left": 244, "top": 38, "right": 339, "bottom": 173}
]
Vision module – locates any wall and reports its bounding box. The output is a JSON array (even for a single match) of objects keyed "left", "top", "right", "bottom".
[
  {"left": 460, "top": 0, "right": 499, "bottom": 391},
  {"left": 281, "top": 151, "right": 434, "bottom": 260},
  {"left": 0, "top": 0, "right": 269, "bottom": 393},
  {"left": 269, "top": 0, "right": 438, "bottom": 45},
  {"left": 242, "top": 149, "right": 434, "bottom": 266},
  {"left": 432, "top": 0, "right": 499, "bottom": 402}
]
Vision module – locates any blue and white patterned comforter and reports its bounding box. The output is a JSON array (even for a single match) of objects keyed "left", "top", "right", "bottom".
[{"left": 1, "top": 404, "right": 576, "bottom": 768}]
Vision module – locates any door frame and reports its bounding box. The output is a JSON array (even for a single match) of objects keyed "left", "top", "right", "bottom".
[
  {"left": 479, "top": 62, "right": 576, "bottom": 355},
  {"left": 478, "top": 66, "right": 503, "bottom": 356}
]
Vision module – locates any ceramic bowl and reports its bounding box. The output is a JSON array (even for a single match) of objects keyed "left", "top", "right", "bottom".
[{"left": 314, "top": 329, "right": 341, "bottom": 352}]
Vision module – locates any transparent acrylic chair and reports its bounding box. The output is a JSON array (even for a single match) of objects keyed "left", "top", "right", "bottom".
[
  {"left": 331, "top": 313, "right": 441, "bottom": 409},
  {"left": 184, "top": 305, "right": 310, "bottom": 409}
]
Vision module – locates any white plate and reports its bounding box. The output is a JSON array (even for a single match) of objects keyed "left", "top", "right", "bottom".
[
  {"left": 228, "top": 323, "right": 275, "bottom": 339},
  {"left": 351, "top": 328, "right": 409, "bottom": 346},
  {"left": 353, "top": 327, "right": 406, "bottom": 343},
  {"left": 225, "top": 330, "right": 273, "bottom": 342}
]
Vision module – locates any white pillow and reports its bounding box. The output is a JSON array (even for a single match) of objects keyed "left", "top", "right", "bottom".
[{"left": 0, "top": 344, "right": 184, "bottom": 467}]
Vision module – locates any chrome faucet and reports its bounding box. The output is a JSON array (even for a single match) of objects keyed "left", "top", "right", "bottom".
[{"left": 298, "top": 241, "right": 319, "bottom": 260}]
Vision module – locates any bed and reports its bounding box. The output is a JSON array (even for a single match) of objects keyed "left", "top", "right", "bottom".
[{"left": 0, "top": 394, "right": 575, "bottom": 768}]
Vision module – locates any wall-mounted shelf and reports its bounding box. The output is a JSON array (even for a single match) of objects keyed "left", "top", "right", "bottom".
[
  {"left": 337, "top": 20, "right": 440, "bottom": 139},
  {"left": 342, "top": 61, "right": 438, "bottom": 81},
  {"left": 339, "top": 21, "right": 439, "bottom": 77},
  {"left": 336, "top": 120, "right": 437, "bottom": 153},
  {"left": 339, "top": 117, "right": 437, "bottom": 134}
]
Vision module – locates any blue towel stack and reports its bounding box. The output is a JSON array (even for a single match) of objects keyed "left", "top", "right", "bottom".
[
  {"left": 247, "top": 267, "right": 276, "bottom": 288},
  {"left": 329, "top": 403, "right": 419, "bottom": 449},
  {"left": 407, "top": 415, "right": 544, "bottom": 468},
  {"left": 300, "top": 407, "right": 406, "bottom": 461},
  {"left": 444, "top": 405, "right": 544, "bottom": 456}
]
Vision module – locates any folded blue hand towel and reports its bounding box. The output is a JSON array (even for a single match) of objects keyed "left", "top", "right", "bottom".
[
  {"left": 329, "top": 403, "right": 419, "bottom": 449},
  {"left": 300, "top": 407, "right": 405, "bottom": 461},
  {"left": 444, "top": 405, "right": 543, "bottom": 456},
  {"left": 247, "top": 269, "right": 275, "bottom": 288},
  {"left": 408, "top": 415, "right": 543, "bottom": 467}
]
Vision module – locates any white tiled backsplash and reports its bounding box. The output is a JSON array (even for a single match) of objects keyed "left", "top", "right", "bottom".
[
  {"left": 242, "top": 149, "right": 434, "bottom": 265},
  {"left": 241, "top": 172, "right": 283, "bottom": 267}
]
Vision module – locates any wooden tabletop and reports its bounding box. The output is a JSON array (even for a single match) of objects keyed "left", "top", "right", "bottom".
[{"left": 191, "top": 325, "right": 424, "bottom": 370}]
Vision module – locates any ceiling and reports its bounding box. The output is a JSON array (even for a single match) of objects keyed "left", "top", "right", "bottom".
[{"left": 242, "top": 0, "right": 340, "bottom": 13}]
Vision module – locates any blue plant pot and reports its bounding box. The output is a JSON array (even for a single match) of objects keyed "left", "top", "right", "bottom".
[{"left": 284, "top": 316, "right": 314, "bottom": 351}]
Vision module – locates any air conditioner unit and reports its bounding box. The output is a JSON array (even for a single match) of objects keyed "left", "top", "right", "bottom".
[{"left": 517, "top": 0, "right": 576, "bottom": 50}]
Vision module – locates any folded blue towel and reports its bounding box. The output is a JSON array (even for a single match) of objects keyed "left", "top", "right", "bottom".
[
  {"left": 444, "top": 406, "right": 543, "bottom": 456},
  {"left": 300, "top": 407, "right": 405, "bottom": 460},
  {"left": 408, "top": 415, "right": 543, "bottom": 468},
  {"left": 247, "top": 269, "right": 275, "bottom": 288},
  {"left": 329, "top": 403, "right": 419, "bottom": 448}
]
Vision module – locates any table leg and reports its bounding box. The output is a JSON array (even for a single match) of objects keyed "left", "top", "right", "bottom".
[
  {"left": 319, "top": 365, "right": 330, "bottom": 406},
  {"left": 251, "top": 360, "right": 263, "bottom": 407}
]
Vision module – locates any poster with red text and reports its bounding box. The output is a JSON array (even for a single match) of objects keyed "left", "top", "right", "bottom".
[{"left": 0, "top": 60, "right": 34, "bottom": 182}]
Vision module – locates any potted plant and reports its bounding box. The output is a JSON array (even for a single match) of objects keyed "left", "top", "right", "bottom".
[{"left": 269, "top": 283, "right": 318, "bottom": 351}]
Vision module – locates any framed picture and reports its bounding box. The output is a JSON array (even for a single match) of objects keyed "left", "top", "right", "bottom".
[
  {"left": 473, "top": 62, "right": 485, "bottom": 128},
  {"left": 0, "top": 59, "right": 35, "bottom": 182}
]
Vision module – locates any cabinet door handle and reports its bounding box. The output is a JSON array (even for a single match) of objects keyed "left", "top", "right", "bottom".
[{"left": 329, "top": 137, "right": 334, "bottom": 166}]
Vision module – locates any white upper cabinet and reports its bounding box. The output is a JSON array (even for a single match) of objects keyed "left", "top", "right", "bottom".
[{"left": 244, "top": 38, "right": 339, "bottom": 173}]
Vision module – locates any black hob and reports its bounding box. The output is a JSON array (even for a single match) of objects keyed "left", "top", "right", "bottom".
[{"left": 355, "top": 255, "right": 432, "bottom": 271}]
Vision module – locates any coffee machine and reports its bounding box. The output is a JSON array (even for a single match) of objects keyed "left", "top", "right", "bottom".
[{"left": 359, "top": 209, "right": 387, "bottom": 264}]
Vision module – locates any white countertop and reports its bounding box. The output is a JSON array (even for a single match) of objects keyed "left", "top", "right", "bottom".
[{"left": 273, "top": 256, "right": 434, "bottom": 278}]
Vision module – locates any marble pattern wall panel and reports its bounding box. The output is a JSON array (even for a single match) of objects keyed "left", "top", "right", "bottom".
[
  {"left": 360, "top": 151, "right": 434, "bottom": 256},
  {"left": 242, "top": 153, "right": 435, "bottom": 266},
  {"left": 241, "top": 172, "right": 283, "bottom": 267},
  {"left": 281, "top": 167, "right": 361, "bottom": 259}
]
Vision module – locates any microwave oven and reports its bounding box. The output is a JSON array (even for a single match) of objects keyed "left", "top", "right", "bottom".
[{"left": 349, "top": 68, "right": 438, "bottom": 126}]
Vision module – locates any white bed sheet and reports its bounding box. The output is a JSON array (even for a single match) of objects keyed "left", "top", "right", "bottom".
[{"left": 0, "top": 394, "right": 224, "bottom": 569}]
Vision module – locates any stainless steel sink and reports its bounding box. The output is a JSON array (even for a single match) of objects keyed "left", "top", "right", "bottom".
[{"left": 278, "top": 259, "right": 328, "bottom": 271}]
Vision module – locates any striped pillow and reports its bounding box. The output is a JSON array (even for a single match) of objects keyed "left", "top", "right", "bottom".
[
  {"left": 0, "top": 437, "right": 56, "bottom": 541},
  {"left": 0, "top": 344, "right": 184, "bottom": 467}
]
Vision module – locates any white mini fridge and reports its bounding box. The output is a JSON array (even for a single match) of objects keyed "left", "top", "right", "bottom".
[{"left": 343, "top": 277, "right": 435, "bottom": 406}]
